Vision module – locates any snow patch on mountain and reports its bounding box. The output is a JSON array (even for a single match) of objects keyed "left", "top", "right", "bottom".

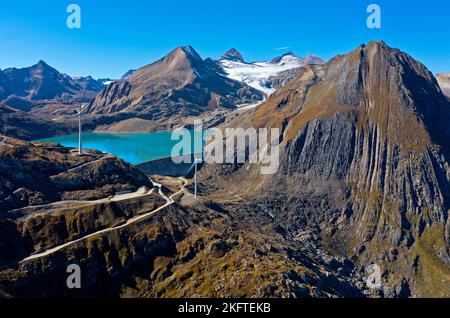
[
  {"left": 98, "top": 78, "right": 116, "bottom": 86},
  {"left": 219, "top": 53, "right": 323, "bottom": 96}
]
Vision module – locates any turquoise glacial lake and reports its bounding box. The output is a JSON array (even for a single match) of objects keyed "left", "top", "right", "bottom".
[{"left": 40, "top": 131, "right": 206, "bottom": 165}]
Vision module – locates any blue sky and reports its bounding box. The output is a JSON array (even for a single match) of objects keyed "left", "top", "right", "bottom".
[{"left": 0, "top": 0, "right": 449, "bottom": 79}]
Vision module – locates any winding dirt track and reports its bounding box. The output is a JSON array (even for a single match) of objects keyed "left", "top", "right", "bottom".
[{"left": 19, "top": 177, "right": 188, "bottom": 264}]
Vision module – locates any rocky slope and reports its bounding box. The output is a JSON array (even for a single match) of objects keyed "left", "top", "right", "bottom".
[
  {"left": 0, "top": 190, "right": 365, "bottom": 298},
  {"left": 200, "top": 41, "right": 450, "bottom": 297},
  {"left": 86, "top": 46, "right": 264, "bottom": 129},
  {"left": 0, "top": 136, "right": 153, "bottom": 212},
  {"left": 266, "top": 67, "right": 303, "bottom": 90},
  {"left": 0, "top": 137, "right": 366, "bottom": 298},
  {"left": 0, "top": 103, "right": 74, "bottom": 140},
  {"left": 0, "top": 189, "right": 164, "bottom": 268}
]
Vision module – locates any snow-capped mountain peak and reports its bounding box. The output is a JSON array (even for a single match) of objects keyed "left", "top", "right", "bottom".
[
  {"left": 221, "top": 48, "right": 245, "bottom": 63},
  {"left": 270, "top": 52, "right": 297, "bottom": 64},
  {"left": 218, "top": 51, "right": 324, "bottom": 96}
]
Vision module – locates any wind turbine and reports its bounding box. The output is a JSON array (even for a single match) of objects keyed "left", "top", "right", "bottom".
[
  {"left": 185, "top": 157, "right": 203, "bottom": 198},
  {"left": 194, "top": 157, "right": 201, "bottom": 198},
  {"left": 77, "top": 104, "right": 88, "bottom": 155}
]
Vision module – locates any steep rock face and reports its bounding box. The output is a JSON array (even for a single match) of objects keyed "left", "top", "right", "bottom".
[
  {"left": 202, "top": 42, "right": 450, "bottom": 296},
  {"left": 278, "top": 42, "right": 450, "bottom": 241},
  {"left": 266, "top": 67, "right": 302, "bottom": 90},
  {"left": 86, "top": 46, "right": 264, "bottom": 120}
]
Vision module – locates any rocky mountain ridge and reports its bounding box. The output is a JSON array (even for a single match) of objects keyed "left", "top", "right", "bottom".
[
  {"left": 0, "top": 61, "right": 103, "bottom": 104},
  {"left": 85, "top": 46, "right": 264, "bottom": 130},
  {"left": 200, "top": 41, "right": 450, "bottom": 297}
]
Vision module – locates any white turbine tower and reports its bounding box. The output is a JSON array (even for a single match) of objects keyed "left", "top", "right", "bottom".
[
  {"left": 185, "top": 157, "right": 202, "bottom": 199},
  {"left": 194, "top": 157, "right": 201, "bottom": 198},
  {"left": 77, "top": 104, "right": 88, "bottom": 155}
]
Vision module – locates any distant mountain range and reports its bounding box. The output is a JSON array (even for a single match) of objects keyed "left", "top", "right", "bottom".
[
  {"left": 1, "top": 45, "right": 447, "bottom": 141},
  {"left": 0, "top": 61, "right": 104, "bottom": 105},
  {"left": 82, "top": 46, "right": 324, "bottom": 131},
  {"left": 97, "top": 70, "right": 136, "bottom": 86},
  {"left": 85, "top": 46, "right": 266, "bottom": 131},
  {"left": 0, "top": 46, "right": 325, "bottom": 137},
  {"left": 0, "top": 47, "right": 322, "bottom": 109}
]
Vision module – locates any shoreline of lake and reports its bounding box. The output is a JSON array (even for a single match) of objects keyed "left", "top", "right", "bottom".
[{"left": 39, "top": 130, "right": 206, "bottom": 165}]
